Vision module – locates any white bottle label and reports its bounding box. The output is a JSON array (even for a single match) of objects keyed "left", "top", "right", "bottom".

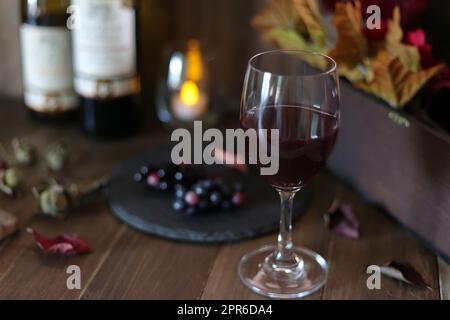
[
  {"left": 72, "top": 0, "right": 139, "bottom": 99},
  {"left": 20, "top": 24, "right": 77, "bottom": 112}
]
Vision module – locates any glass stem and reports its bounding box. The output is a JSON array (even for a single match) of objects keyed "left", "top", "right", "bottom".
[{"left": 274, "top": 189, "right": 298, "bottom": 265}]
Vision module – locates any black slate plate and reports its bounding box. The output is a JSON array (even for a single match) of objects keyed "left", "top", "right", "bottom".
[{"left": 104, "top": 145, "right": 312, "bottom": 243}]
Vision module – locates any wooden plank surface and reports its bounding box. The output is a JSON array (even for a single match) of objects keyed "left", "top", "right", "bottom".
[{"left": 0, "top": 100, "right": 444, "bottom": 299}]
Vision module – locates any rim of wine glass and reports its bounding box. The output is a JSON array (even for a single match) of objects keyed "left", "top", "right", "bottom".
[{"left": 248, "top": 49, "right": 337, "bottom": 78}]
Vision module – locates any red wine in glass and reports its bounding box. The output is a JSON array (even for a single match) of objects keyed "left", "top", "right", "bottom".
[
  {"left": 241, "top": 105, "right": 338, "bottom": 190},
  {"left": 238, "top": 50, "right": 339, "bottom": 299}
]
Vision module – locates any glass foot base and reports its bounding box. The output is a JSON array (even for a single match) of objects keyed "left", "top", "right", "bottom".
[{"left": 238, "top": 245, "right": 328, "bottom": 299}]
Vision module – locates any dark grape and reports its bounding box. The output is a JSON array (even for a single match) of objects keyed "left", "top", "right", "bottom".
[
  {"left": 157, "top": 168, "right": 166, "bottom": 179},
  {"left": 159, "top": 181, "right": 169, "bottom": 191},
  {"left": 173, "top": 199, "right": 185, "bottom": 212},
  {"left": 135, "top": 162, "right": 248, "bottom": 215},
  {"left": 146, "top": 172, "right": 160, "bottom": 187},
  {"left": 140, "top": 165, "right": 150, "bottom": 175},
  {"left": 194, "top": 185, "right": 206, "bottom": 196},
  {"left": 175, "top": 186, "right": 186, "bottom": 199},
  {"left": 185, "top": 191, "right": 200, "bottom": 206},
  {"left": 133, "top": 172, "right": 144, "bottom": 183},
  {"left": 209, "top": 191, "right": 222, "bottom": 206},
  {"left": 202, "top": 179, "right": 213, "bottom": 190},
  {"left": 174, "top": 171, "right": 184, "bottom": 181},
  {"left": 232, "top": 192, "right": 246, "bottom": 206}
]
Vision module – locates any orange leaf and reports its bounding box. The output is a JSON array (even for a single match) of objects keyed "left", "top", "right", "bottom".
[
  {"left": 354, "top": 51, "right": 397, "bottom": 106},
  {"left": 329, "top": 0, "right": 367, "bottom": 67},
  {"left": 391, "top": 59, "right": 444, "bottom": 107},
  {"left": 354, "top": 51, "right": 444, "bottom": 107},
  {"left": 293, "top": 0, "right": 325, "bottom": 45},
  {"left": 385, "top": 7, "right": 421, "bottom": 71}
]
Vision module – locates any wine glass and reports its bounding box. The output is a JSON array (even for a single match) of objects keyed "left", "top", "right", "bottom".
[{"left": 239, "top": 50, "right": 339, "bottom": 298}]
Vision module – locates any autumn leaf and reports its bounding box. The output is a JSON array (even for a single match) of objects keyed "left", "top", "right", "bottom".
[
  {"left": 391, "top": 57, "right": 444, "bottom": 106},
  {"left": 379, "top": 261, "right": 431, "bottom": 289},
  {"left": 251, "top": 0, "right": 303, "bottom": 33},
  {"left": 28, "top": 228, "right": 92, "bottom": 255},
  {"left": 264, "top": 28, "right": 327, "bottom": 69},
  {"left": 354, "top": 51, "right": 398, "bottom": 106},
  {"left": 329, "top": 0, "right": 367, "bottom": 67},
  {"left": 354, "top": 51, "right": 443, "bottom": 107},
  {"left": 385, "top": 7, "right": 421, "bottom": 71},
  {"left": 324, "top": 201, "right": 360, "bottom": 240},
  {"left": 293, "top": 0, "right": 326, "bottom": 46}
]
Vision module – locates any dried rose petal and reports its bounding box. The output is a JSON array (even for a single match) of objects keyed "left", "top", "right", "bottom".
[
  {"left": 27, "top": 228, "right": 92, "bottom": 255},
  {"left": 379, "top": 261, "right": 431, "bottom": 289},
  {"left": 325, "top": 201, "right": 360, "bottom": 240}
]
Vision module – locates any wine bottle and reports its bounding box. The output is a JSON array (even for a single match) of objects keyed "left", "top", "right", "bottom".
[
  {"left": 71, "top": 0, "right": 141, "bottom": 137},
  {"left": 20, "top": 0, "right": 78, "bottom": 122}
]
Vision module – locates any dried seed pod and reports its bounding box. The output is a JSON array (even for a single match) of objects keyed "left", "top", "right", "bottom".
[
  {"left": 0, "top": 168, "right": 21, "bottom": 197},
  {"left": 11, "top": 138, "right": 35, "bottom": 165},
  {"left": 46, "top": 142, "right": 68, "bottom": 172},
  {"left": 37, "top": 183, "right": 71, "bottom": 219},
  {"left": 34, "top": 178, "right": 106, "bottom": 219},
  {"left": 3, "top": 168, "right": 20, "bottom": 189}
]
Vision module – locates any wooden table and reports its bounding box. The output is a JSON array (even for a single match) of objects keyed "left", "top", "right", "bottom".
[{"left": 0, "top": 99, "right": 448, "bottom": 300}]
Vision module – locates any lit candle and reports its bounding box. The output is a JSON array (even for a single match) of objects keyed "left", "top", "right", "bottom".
[
  {"left": 170, "top": 39, "right": 209, "bottom": 121},
  {"left": 171, "top": 80, "right": 208, "bottom": 121}
]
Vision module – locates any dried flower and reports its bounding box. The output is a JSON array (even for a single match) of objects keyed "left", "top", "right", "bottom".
[
  {"left": 33, "top": 178, "right": 106, "bottom": 219},
  {"left": 377, "top": 261, "right": 431, "bottom": 289},
  {"left": 11, "top": 138, "right": 35, "bottom": 165},
  {"left": 324, "top": 201, "right": 360, "bottom": 239},
  {"left": 0, "top": 168, "right": 21, "bottom": 197},
  {"left": 3, "top": 168, "right": 20, "bottom": 189},
  {"left": 27, "top": 228, "right": 92, "bottom": 255},
  {"left": 45, "top": 141, "right": 68, "bottom": 172},
  {"left": 36, "top": 183, "right": 70, "bottom": 219}
]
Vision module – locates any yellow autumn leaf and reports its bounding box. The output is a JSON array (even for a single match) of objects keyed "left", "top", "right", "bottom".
[
  {"left": 354, "top": 51, "right": 444, "bottom": 107},
  {"left": 385, "top": 7, "right": 421, "bottom": 71},
  {"left": 329, "top": 0, "right": 367, "bottom": 68},
  {"left": 293, "top": 0, "right": 326, "bottom": 46},
  {"left": 264, "top": 28, "right": 327, "bottom": 69}
]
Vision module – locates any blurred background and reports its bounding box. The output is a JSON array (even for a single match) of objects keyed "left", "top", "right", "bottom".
[
  {"left": 0, "top": 0, "right": 272, "bottom": 113},
  {"left": 0, "top": 0, "right": 449, "bottom": 101}
]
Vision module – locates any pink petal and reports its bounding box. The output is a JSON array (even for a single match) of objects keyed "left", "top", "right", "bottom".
[
  {"left": 325, "top": 202, "right": 360, "bottom": 240},
  {"left": 406, "top": 29, "right": 427, "bottom": 47},
  {"left": 27, "top": 228, "right": 92, "bottom": 255}
]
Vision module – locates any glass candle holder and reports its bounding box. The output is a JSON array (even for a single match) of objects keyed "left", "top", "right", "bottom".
[{"left": 156, "top": 39, "right": 218, "bottom": 128}]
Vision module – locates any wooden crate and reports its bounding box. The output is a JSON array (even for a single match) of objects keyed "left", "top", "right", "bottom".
[{"left": 328, "top": 81, "right": 450, "bottom": 260}]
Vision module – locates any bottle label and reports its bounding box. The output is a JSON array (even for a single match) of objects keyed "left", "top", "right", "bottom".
[
  {"left": 20, "top": 24, "right": 77, "bottom": 112},
  {"left": 72, "top": 0, "right": 139, "bottom": 99}
]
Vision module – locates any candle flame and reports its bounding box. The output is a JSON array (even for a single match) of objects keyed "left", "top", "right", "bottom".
[
  {"left": 186, "top": 39, "right": 203, "bottom": 81},
  {"left": 180, "top": 80, "right": 200, "bottom": 106}
]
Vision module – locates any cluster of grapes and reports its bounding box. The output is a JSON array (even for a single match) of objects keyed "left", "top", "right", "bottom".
[{"left": 134, "top": 164, "right": 247, "bottom": 215}]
